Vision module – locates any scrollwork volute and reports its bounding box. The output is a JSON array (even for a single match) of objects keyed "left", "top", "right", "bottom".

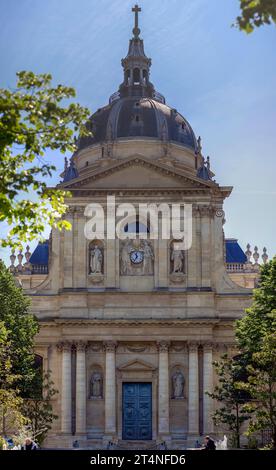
[
  {"left": 157, "top": 340, "right": 170, "bottom": 352},
  {"left": 75, "top": 341, "right": 87, "bottom": 352},
  {"left": 103, "top": 341, "right": 117, "bottom": 352},
  {"left": 188, "top": 341, "right": 200, "bottom": 352},
  {"left": 56, "top": 341, "right": 72, "bottom": 353}
]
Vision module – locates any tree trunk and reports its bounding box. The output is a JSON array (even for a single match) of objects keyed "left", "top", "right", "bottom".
[
  {"left": 2, "top": 411, "right": 5, "bottom": 436},
  {"left": 236, "top": 404, "right": 240, "bottom": 449}
]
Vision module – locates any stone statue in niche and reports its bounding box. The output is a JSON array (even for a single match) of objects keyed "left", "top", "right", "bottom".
[
  {"left": 172, "top": 369, "right": 185, "bottom": 399},
  {"left": 90, "top": 371, "right": 103, "bottom": 398},
  {"left": 120, "top": 238, "right": 132, "bottom": 275},
  {"left": 143, "top": 240, "right": 154, "bottom": 275},
  {"left": 171, "top": 244, "right": 184, "bottom": 274},
  {"left": 89, "top": 244, "right": 103, "bottom": 274}
]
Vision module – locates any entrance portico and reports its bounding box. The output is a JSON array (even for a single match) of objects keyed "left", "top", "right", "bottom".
[{"left": 50, "top": 334, "right": 225, "bottom": 449}]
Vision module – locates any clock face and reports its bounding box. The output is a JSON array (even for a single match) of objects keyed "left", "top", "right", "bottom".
[{"left": 130, "top": 250, "right": 144, "bottom": 265}]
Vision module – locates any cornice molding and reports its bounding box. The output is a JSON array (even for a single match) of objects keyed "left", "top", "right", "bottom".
[
  {"left": 60, "top": 156, "right": 218, "bottom": 191},
  {"left": 39, "top": 318, "right": 234, "bottom": 328}
]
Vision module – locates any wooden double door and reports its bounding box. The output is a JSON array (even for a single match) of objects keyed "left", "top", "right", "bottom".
[{"left": 122, "top": 382, "right": 152, "bottom": 440}]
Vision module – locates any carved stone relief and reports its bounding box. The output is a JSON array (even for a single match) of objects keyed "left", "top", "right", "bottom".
[{"left": 120, "top": 239, "right": 154, "bottom": 276}]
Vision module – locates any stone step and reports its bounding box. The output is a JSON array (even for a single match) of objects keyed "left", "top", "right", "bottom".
[{"left": 116, "top": 440, "right": 157, "bottom": 450}]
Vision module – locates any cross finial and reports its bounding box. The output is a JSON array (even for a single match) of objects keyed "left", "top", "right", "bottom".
[{"left": 132, "top": 4, "right": 141, "bottom": 38}]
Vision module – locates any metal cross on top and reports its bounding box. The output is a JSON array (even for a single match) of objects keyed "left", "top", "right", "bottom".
[{"left": 132, "top": 4, "right": 141, "bottom": 38}]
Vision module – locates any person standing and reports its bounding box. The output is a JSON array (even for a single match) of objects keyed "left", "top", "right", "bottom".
[
  {"left": 21, "top": 438, "right": 38, "bottom": 451},
  {"left": 203, "top": 436, "right": 216, "bottom": 450}
]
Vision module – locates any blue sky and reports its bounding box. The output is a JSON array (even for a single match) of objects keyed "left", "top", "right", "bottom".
[{"left": 0, "top": 0, "right": 275, "bottom": 264}]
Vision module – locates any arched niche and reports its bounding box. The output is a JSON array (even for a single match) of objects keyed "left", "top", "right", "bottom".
[
  {"left": 169, "top": 239, "right": 185, "bottom": 274},
  {"left": 142, "top": 69, "right": 148, "bottom": 84},
  {"left": 133, "top": 68, "right": 140, "bottom": 85},
  {"left": 89, "top": 365, "right": 104, "bottom": 400},
  {"left": 170, "top": 365, "right": 185, "bottom": 400},
  {"left": 125, "top": 69, "right": 131, "bottom": 84},
  {"left": 88, "top": 240, "right": 104, "bottom": 275}
]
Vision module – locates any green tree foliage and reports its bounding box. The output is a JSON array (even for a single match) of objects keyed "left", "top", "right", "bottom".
[
  {"left": 0, "top": 265, "right": 58, "bottom": 444},
  {"left": 237, "top": 312, "right": 276, "bottom": 448},
  {"left": 236, "top": 257, "right": 276, "bottom": 355},
  {"left": 210, "top": 259, "right": 276, "bottom": 448},
  {"left": 22, "top": 372, "right": 58, "bottom": 446},
  {"left": 0, "top": 71, "right": 90, "bottom": 247},
  {"left": 0, "top": 260, "right": 38, "bottom": 395},
  {"left": 237, "top": 0, "right": 276, "bottom": 33},
  {"left": 0, "top": 321, "right": 27, "bottom": 440},
  {"left": 207, "top": 355, "right": 250, "bottom": 448},
  {"left": 236, "top": 257, "right": 276, "bottom": 448}
]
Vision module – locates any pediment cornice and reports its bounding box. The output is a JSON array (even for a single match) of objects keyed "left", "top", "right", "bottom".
[
  {"left": 40, "top": 318, "right": 227, "bottom": 327},
  {"left": 117, "top": 359, "right": 156, "bottom": 371},
  {"left": 59, "top": 156, "right": 218, "bottom": 191}
]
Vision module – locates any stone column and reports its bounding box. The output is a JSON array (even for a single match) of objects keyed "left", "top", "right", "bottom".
[
  {"left": 188, "top": 342, "right": 199, "bottom": 435},
  {"left": 57, "top": 342, "right": 72, "bottom": 434},
  {"left": 63, "top": 211, "right": 74, "bottom": 289},
  {"left": 200, "top": 206, "right": 211, "bottom": 288},
  {"left": 157, "top": 340, "right": 170, "bottom": 439},
  {"left": 157, "top": 215, "right": 168, "bottom": 288},
  {"left": 75, "top": 341, "right": 87, "bottom": 435},
  {"left": 74, "top": 211, "right": 86, "bottom": 288},
  {"left": 187, "top": 206, "right": 199, "bottom": 288},
  {"left": 47, "top": 345, "right": 53, "bottom": 374},
  {"left": 104, "top": 341, "right": 117, "bottom": 438},
  {"left": 203, "top": 343, "right": 214, "bottom": 434}
]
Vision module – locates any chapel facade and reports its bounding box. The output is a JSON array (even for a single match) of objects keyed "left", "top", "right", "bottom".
[{"left": 11, "top": 6, "right": 269, "bottom": 449}]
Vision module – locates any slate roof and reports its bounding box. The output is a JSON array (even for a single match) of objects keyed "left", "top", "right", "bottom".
[
  {"left": 225, "top": 239, "right": 247, "bottom": 263},
  {"left": 78, "top": 97, "right": 197, "bottom": 152},
  {"left": 29, "top": 241, "right": 49, "bottom": 265},
  {"left": 29, "top": 238, "right": 247, "bottom": 268}
]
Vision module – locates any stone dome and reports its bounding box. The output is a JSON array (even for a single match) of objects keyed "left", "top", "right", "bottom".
[
  {"left": 77, "top": 7, "right": 198, "bottom": 154},
  {"left": 78, "top": 96, "right": 197, "bottom": 151}
]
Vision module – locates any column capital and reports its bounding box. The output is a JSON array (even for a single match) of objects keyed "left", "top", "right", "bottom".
[
  {"left": 226, "top": 342, "right": 239, "bottom": 352},
  {"left": 213, "top": 342, "right": 233, "bottom": 353},
  {"left": 103, "top": 341, "right": 117, "bottom": 352},
  {"left": 202, "top": 342, "right": 213, "bottom": 352},
  {"left": 188, "top": 341, "right": 199, "bottom": 435},
  {"left": 56, "top": 341, "right": 72, "bottom": 353},
  {"left": 198, "top": 205, "right": 212, "bottom": 217},
  {"left": 192, "top": 205, "right": 200, "bottom": 218},
  {"left": 188, "top": 341, "right": 200, "bottom": 352},
  {"left": 157, "top": 340, "right": 170, "bottom": 352},
  {"left": 75, "top": 340, "right": 87, "bottom": 352}
]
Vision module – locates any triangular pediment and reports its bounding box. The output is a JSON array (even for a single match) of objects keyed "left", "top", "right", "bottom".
[
  {"left": 61, "top": 156, "right": 216, "bottom": 191},
  {"left": 118, "top": 359, "right": 156, "bottom": 372}
]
